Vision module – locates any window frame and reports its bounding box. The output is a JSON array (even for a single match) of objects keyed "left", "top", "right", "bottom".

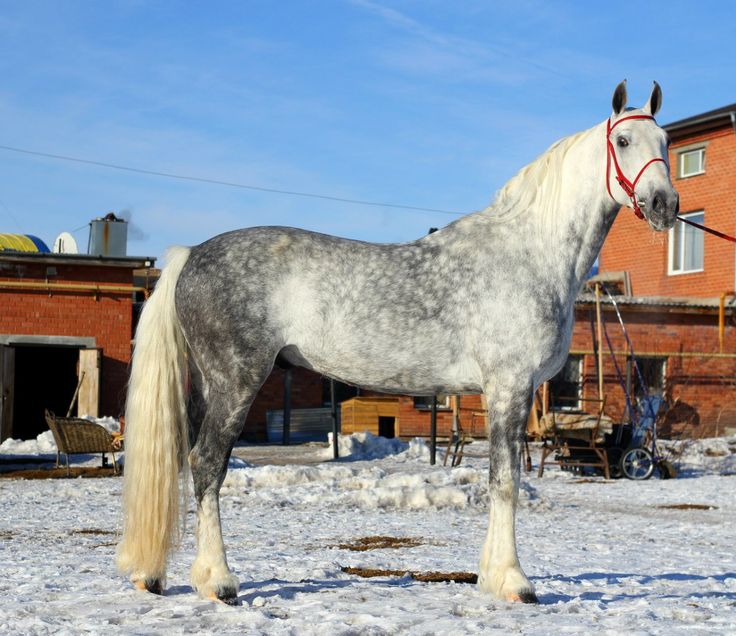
[
  {"left": 413, "top": 394, "right": 452, "bottom": 411},
  {"left": 668, "top": 210, "right": 705, "bottom": 275},
  {"left": 548, "top": 354, "right": 583, "bottom": 411},
  {"left": 677, "top": 146, "right": 705, "bottom": 178},
  {"left": 632, "top": 356, "right": 667, "bottom": 401}
]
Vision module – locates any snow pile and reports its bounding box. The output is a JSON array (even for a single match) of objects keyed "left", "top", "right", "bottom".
[
  {"left": 0, "top": 416, "right": 122, "bottom": 458},
  {"left": 81, "top": 415, "right": 121, "bottom": 434},
  {"left": 321, "top": 431, "right": 432, "bottom": 462},
  {"left": 661, "top": 435, "right": 736, "bottom": 476},
  {"left": 222, "top": 448, "right": 542, "bottom": 512},
  {"left": 0, "top": 430, "right": 57, "bottom": 455}
]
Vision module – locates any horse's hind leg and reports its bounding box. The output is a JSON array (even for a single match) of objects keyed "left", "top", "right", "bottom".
[
  {"left": 478, "top": 378, "right": 538, "bottom": 603},
  {"left": 188, "top": 368, "right": 269, "bottom": 605}
]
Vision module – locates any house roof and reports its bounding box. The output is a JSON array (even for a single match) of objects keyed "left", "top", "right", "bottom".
[
  {"left": 664, "top": 103, "right": 736, "bottom": 140},
  {"left": 0, "top": 251, "right": 155, "bottom": 269},
  {"left": 576, "top": 292, "right": 734, "bottom": 314}
]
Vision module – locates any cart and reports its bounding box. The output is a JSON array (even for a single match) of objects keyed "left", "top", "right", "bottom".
[{"left": 537, "top": 394, "right": 674, "bottom": 480}]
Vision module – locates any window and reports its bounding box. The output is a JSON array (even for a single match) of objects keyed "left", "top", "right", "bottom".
[
  {"left": 669, "top": 211, "right": 704, "bottom": 274},
  {"left": 632, "top": 357, "right": 666, "bottom": 401},
  {"left": 413, "top": 394, "right": 451, "bottom": 410},
  {"left": 548, "top": 355, "right": 582, "bottom": 410},
  {"left": 678, "top": 147, "right": 705, "bottom": 178}
]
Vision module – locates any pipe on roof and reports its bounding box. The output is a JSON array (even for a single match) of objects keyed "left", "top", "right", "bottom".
[
  {"left": 719, "top": 292, "right": 735, "bottom": 353},
  {"left": 0, "top": 280, "right": 149, "bottom": 299}
]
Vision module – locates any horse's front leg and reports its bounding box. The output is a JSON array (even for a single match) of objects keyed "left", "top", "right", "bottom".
[{"left": 478, "top": 381, "right": 538, "bottom": 603}]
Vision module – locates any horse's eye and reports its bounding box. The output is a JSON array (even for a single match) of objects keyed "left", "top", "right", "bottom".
[{"left": 617, "top": 137, "right": 629, "bottom": 148}]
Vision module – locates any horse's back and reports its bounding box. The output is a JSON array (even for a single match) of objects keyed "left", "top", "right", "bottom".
[{"left": 173, "top": 226, "right": 484, "bottom": 392}]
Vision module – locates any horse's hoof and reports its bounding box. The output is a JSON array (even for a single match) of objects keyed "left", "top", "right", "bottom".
[
  {"left": 207, "top": 591, "right": 240, "bottom": 606},
  {"left": 506, "top": 589, "right": 539, "bottom": 604},
  {"left": 133, "top": 578, "right": 163, "bottom": 595}
]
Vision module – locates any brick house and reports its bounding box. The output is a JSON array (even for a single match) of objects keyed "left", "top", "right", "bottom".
[{"left": 0, "top": 244, "right": 154, "bottom": 441}]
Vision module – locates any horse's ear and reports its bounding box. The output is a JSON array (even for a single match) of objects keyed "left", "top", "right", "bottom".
[
  {"left": 612, "top": 80, "right": 627, "bottom": 115},
  {"left": 644, "top": 81, "right": 662, "bottom": 116}
]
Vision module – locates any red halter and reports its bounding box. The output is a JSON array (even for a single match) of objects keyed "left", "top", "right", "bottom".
[
  {"left": 606, "top": 114, "right": 667, "bottom": 219},
  {"left": 606, "top": 114, "right": 736, "bottom": 243}
]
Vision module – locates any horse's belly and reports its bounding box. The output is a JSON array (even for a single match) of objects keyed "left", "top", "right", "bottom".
[{"left": 291, "top": 337, "right": 483, "bottom": 396}]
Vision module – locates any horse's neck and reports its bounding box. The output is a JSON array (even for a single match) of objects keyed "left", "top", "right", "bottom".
[
  {"left": 457, "top": 121, "right": 619, "bottom": 299},
  {"left": 552, "top": 122, "right": 620, "bottom": 293}
]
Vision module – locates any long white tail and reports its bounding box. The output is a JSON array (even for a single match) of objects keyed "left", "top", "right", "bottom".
[{"left": 117, "top": 246, "right": 192, "bottom": 583}]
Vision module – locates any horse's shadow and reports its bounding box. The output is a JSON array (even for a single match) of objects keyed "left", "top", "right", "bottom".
[
  {"left": 166, "top": 571, "right": 736, "bottom": 606},
  {"left": 535, "top": 571, "right": 736, "bottom": 604},
  {"left": 166, "top": 575, "right": 415, "bottom": 606}
]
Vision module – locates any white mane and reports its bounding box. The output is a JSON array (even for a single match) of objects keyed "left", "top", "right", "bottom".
[{"left": 484, "top": 128, "right": 590, "bottom": 229}]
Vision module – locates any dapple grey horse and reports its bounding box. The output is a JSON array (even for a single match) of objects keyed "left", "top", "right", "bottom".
[{"left": 117, "top": 81, "right": 679, "bottom": 604}]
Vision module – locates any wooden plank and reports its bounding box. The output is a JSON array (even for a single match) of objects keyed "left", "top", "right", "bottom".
[
  {"left": 0, "top": 346, "right": 15, "bottom": 442},
  {"left": 77, "top": 348, "right": 101, "bottom": 417}
]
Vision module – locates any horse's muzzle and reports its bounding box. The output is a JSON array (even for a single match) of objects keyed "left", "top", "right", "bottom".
[{"left": 643, "top": 189, "right": 679, "bottom": 231}]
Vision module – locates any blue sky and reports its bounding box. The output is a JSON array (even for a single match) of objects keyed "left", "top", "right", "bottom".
[{"left": 1, "top": 1, "right": 734, "bottom": 262}]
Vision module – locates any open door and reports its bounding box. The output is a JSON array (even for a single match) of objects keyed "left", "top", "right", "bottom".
[
  {"left": 0, "top": 346, "right": 14, "bottom": 442},
  {"left": 78, "top": 348, "right": 101, "bottom": 417}
]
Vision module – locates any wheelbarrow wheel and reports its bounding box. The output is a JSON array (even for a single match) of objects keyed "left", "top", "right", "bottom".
[{"left": 620, "top": 447, "right": 654, "bottom": 480}]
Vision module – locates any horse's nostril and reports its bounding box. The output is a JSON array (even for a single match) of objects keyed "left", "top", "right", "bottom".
[
  {"left": 653, "top": 194, "right": 664, "bottom": 214},
  {"left": 674, "top": 196, "right": 680, "bottom": 215}
]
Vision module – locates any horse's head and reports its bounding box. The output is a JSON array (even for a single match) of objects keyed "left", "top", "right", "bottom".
[{"left": 606, "top": 80, "right": 679, "bottom": 231}]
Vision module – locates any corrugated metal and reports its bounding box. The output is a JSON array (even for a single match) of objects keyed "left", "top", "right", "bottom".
[
  {"left": 0, "top": 233, "right": 50, "bottom": 253},
  {"left": 576, "top": 292, "right": 724, "bottom": 310},
  {"left": 266, "top": 407, "right": 337, "bottom": 443}
]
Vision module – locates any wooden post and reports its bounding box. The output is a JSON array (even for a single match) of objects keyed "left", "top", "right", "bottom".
[
  {"left": 595, "top": 283, "right": 604, "bottom": 402},
  {"left": 0, "top": 346, "right": 15, "bottom": 443},
  {"left": 66, "top": 371, "right": 86, "bottom": 418},
  {"left": 330, "top": 378, "right": 339, "bottom": 459},
  {"left": 541, "top": 381, "right": 548, "bottom": 417},
  {"left": 451, "top": 395, "right": 460, "bottom": 437},
  {"left": 282, "top": 368, "right": 292, "bottom": 445},
  {"left": 430, "top": 396, "right": 437, "bottom": 465}
]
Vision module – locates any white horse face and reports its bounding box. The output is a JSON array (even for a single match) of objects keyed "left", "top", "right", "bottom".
[{"left": 608, "top": 80, "right": 679, "bottom": 231}]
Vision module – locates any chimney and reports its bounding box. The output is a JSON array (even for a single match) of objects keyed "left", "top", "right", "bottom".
[{"left": 88, "top": 212, "right": 128, "bottom": 257}]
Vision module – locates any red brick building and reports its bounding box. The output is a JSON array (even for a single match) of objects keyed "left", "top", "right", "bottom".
[{"left": 0, "top": 248, "right": 153, "bottom": 441}]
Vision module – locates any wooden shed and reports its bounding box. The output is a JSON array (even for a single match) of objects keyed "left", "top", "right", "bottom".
[{"left": 340, "top": 396, "right": 400, "bottom": 438}]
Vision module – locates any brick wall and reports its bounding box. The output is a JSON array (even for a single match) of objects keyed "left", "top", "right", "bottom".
[
  {"left": 599, "top": 126, "right": 736, "bottom": 297},
  {"left": 396, "top": 394, "right": 485, "bottom": 438},
  {"left": 243, "top": 367, "right": 324, "bottom": 441},
  {"left": 0, "top": 260, "right": 135, "bottom": 416},
  {"left": 570, "top": 305, "right": 736, "bottom": 437}
]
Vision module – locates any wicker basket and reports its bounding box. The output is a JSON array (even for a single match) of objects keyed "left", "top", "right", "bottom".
[{"left": 44, "top": 410, "right": 120, "bottom": 476}]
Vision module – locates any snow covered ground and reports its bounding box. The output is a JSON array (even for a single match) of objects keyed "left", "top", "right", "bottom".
[{"left": 1, "top": 431, "right": 734, "bottom": 635}]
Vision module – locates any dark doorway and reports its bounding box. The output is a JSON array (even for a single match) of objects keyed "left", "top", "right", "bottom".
[
  {"left": 13, "top": 346, "right": 79, "bottom": 440},
  {"left": 378, "top": 416, "right": 395, "bottom": 439}
]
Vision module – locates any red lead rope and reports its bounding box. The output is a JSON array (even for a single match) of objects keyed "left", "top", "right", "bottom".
[
  {"left": 677, "top": 215, "right": 736, "bottom": 243},
  {"left": 606, "top": 114, "right": 736, "bottom": 243}
]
